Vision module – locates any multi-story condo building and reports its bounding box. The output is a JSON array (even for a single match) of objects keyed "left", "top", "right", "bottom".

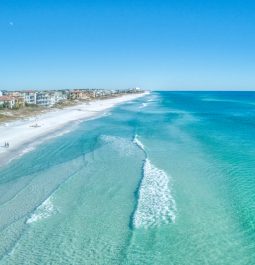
[
  {"left": 36, "top": 92, "right": 54, "bottom": 106},
  {"left": 22, "top": 91, "right": 37, "bottom": 105}
]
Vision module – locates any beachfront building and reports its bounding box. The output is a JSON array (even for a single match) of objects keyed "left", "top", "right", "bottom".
[
  {"left": 36, "top": 91, "right": 67, "bottom": 107},
  {"left": 0, "top": 96, "right": 16, "bottom": 109},
  {"left": 22, "top": 91, "right": 37, "bottom": 105},
  {"left": 79, "top": 89, "right": 96, "bottom": 99},
  {"left": 36, "top": 92, "right": 55, "bottom": 106},
  {"left": 7, "top": 91, "right": 22, "bottom": 97},
  {"left": 123, "top": 87, "right": 142, "bottom": 94},
  {"left": 14, "top": 96, "right": 25, "bottom": 108},
  {"left": 53, "top": 90, "right": 68, "bottom": 103},
  {"left": 0, "top": 97, "right": 5, "bottom": 108},
  {"left": 0, "top": 88, "right": 143, "bottom": 109},
  {"left": 0, "top": 95, "right": 25, "bottom": 109},
  {"left": 68, "top": 90, "right": 90, "bottom": 100}
]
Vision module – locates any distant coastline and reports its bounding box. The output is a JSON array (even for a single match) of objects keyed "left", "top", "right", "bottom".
[
  {"left": 0, "top": 88, "right": 144, "bottom": 124},
  {"left": 0, "top": 91, "right": 149, "bottom": 167}
]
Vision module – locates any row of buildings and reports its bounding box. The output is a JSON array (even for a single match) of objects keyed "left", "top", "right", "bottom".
[{"left": 0, "top": 88, "right": 142, "bottom": 109}]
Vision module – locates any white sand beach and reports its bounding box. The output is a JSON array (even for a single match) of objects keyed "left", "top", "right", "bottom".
[{"left": 0, "top": 93, "right": 148, "bottom": 166}]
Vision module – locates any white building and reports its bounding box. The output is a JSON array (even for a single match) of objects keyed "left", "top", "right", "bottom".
[
  {"left": 22, "top": 91, "right": 37, "bottom": 105},
  {"left": 0, "top": 91, "right": 2, "bottom": 97},
  {"left": 53, "top": 91, "right": 67, "bottom": 103},
  {"left": 37, "top": 91, "right": 69, "bottom": 107},
  {"left": 36, "top": 92, "right": 53, "bottom": 106}
]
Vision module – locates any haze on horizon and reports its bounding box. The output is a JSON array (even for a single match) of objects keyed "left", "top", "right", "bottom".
[{"left": 0, "top": 0, "right": 254, "bottom": 91}]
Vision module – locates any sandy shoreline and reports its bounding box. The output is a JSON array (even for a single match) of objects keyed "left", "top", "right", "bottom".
[{"left": 0, "top": 92, "right": 148, "bottom": 167}]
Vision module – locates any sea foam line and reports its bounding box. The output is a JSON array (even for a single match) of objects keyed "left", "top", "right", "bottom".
[
  {"left": 133, "top": 134, "right": 145, "bottom": 152},
  {"left": 132, "top": 135, "right": 177, "bottom": 229},
  {"left": 26, "top": 196, "right": 56, "bottom": 224}
]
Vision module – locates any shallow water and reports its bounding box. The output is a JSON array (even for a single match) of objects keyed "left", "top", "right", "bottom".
[{"left": 0, "top": 91, "right": 255, "bottom": 264}]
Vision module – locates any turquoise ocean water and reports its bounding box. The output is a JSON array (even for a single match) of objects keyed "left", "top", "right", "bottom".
[{"left": 0, "top": 91, "right": 255, "bottom": 264}]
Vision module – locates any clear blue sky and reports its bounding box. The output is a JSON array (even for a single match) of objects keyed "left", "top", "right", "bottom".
[{"left": 0, "top": 0, "right": 254, "bottom": 90}]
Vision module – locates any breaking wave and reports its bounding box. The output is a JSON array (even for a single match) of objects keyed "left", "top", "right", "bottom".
[
  {"left": 26, "top": 196, "right": 56, "bottom": 224},
  {"left": 132, "top": 135, "right": 177, "bottom": 229},
  {"left": 133, "top": 134, "right": 145, "bottom": 152},
  {"left": 100, "top": 135, "right": 136, "bottom": 156}
]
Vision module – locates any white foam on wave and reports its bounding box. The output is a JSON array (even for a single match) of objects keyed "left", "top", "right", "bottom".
[
  {"left": 133, "top": 159, "right": 177, "bottom": 229},
  {"left": 139, "top": 103, "right": 148, "bottom": 108},
  {"left": 101, "top": 135, "right": 136, "bottom": 156},
  {"left": 133, "top": 134, "right": 145, "bottom": 152},
  {"left": 26, "top": 196, "right": 56, "bottom": 224},
  {"left": 15, "top": 146, "right": 36, "bottom": 159},
  {"left": 5, "top": 145, "right": 37, "bottom": 165}
]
